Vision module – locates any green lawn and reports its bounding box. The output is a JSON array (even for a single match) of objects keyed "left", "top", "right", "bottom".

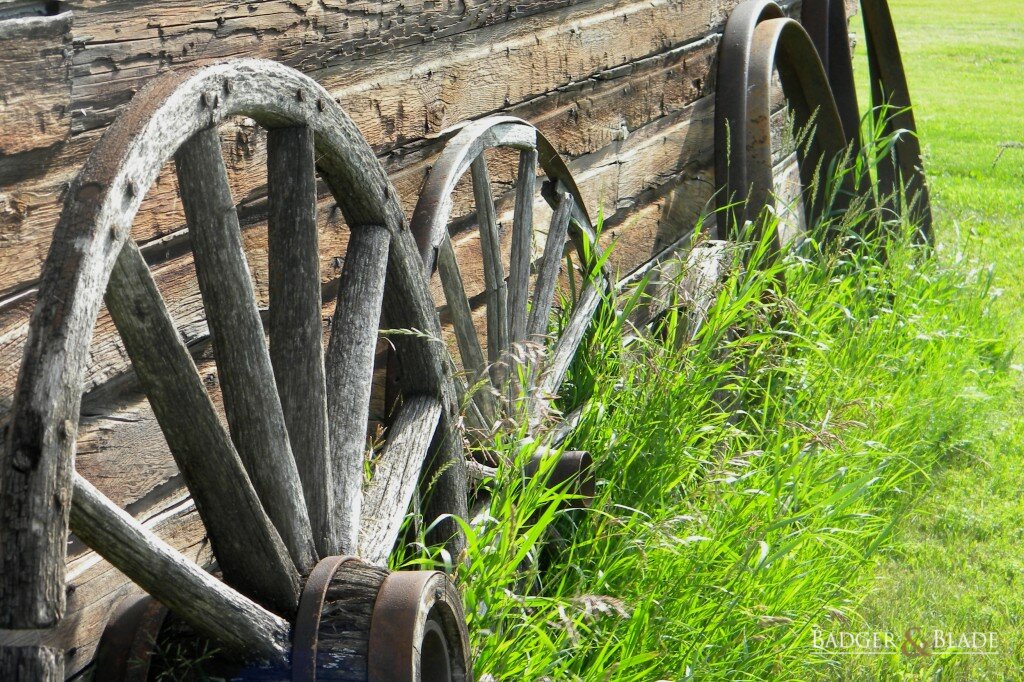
[{"left": 833, "top": 1, "right": 1024, "bottom": 679}]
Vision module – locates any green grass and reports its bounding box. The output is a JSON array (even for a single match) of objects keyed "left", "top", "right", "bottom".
[
  {"left": 395, "top": 204, "right": 1012, "bottom": 679},
  {"left": 389, "top": 6, "right": 1024, "bottom": 677},
  {"left": 831, "top": 2, "right": 1024, "bottom": 679}
]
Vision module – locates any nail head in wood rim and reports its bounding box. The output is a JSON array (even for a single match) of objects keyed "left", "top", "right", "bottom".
[{"left": 368, "top": 571, "right": 471, "bottom": 682}]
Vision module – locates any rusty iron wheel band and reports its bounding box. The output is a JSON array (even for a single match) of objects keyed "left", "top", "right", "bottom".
[
  {"left": 859, "top": 0, "right": 933, "bottom": 239},
  {"left": 523, "top": 449, "right": 596, "bottom": 508},
  {"left": 714, "top": 0, "right": 786, "bottom": 238},
  {"left": 715, "top": 0, "right": 933, "bottom": 245},
  {"left": 93, "top": 594, "right": 170, "bottom": 682},
  {"left": 716, "top": 5, "right": 854, "bottom": 251},
  {"left": 292, "top": 555, "right": 360, "bottom": 682},
  {"left": 367, "top": 571, "right": 472, "bottom": 682}
]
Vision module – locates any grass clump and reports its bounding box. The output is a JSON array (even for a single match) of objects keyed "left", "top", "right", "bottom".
[{"left": 402, "top": 214, "right": 1010, "bottom": 679}]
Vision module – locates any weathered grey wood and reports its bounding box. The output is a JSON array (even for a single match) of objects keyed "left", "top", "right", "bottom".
[
  {"left": 0, "top": 58, "right": 459, "bottom": 658},
  {"left": 314, "top": 561, "right": 391, "bottom": 681},
  {"left": 527, "top": 192, "right": 574, "bottom": 340},
  {"left": 623, "top": 240, "right": 732, "bottom": 339},
  {"left": 69, "top": 474, "right": 291, "bottom": 664},
  {"left": 105, "top": 242, "right": 301, "bottom": 615},
  {"left": 536, "top": 281, "right": 603, "bottom": 407},
  {"left": 325, "top": 223, "right": 391, "bottom": 555},
  {"left": 420, "top": 410, "right": 470, "bottom": 560},
  {"left": 359, "top": 396, "right": 443, "bottom": 566},
  {"left": 267, "top": 125, "right": 334, "bottom": 557},
  {"left": 466, "top": 460, "right": 498, "bottom": 484},
  {"left": 508, "top": 149, "right": 538, "bottom": 351},
  {"left": 0, "top": 646, "right": 63, "bottom": 681},
  {"left": 0, "top": 492, "right": 213, "bottom": 678},
  {"left": 177, "top": 126, "right": 318, "bottom": 574},
  {"left": 470, "top": 156, "right": 510, "bottom": 383},
  {"left": 436, "top": 237, "right": 496, "bottom": 423}
]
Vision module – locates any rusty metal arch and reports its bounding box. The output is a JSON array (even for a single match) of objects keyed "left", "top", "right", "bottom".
[
  {"left": 715, "top": 5, "right": 856, "bottom": 250},
  {"left": 716, "top": 0, "right": 933, "bottom": 246}
]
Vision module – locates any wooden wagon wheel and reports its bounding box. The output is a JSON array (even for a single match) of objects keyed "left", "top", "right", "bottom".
[
  {"left": 409, "top": 116, "right": 609, "bottom": 449},
  {"left": 0, "top": 59, "right": 471, "bottom": 679}
]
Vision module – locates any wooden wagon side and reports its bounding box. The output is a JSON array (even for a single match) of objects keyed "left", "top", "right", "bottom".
[{"left": 0, "top": 0, "right": 863, "bottom": 676}]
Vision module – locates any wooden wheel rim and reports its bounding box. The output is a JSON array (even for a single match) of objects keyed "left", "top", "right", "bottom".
[
  {"left": 1, "top": 58, "right": 468, "bottom": 662},
  {"left": 409, "top": 116, "right": 609, "bottom": 432}
]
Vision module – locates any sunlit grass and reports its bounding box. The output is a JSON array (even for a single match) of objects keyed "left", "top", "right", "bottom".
[{"left": 397, "top": 191, "right": 1010, "bottom": 679}]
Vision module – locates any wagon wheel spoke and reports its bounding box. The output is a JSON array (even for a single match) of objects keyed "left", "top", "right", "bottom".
[
  {"left": 106, "top": 242, "right": 301, "bottom": 615},
  {"left": 508, "top": 148, "right": 538, "bottom": 404},
  {"left": 69, "top": 474, "right": 291, "bottom": 663},
  {"left": 176, "top": 126, "right": 318, "bottom": 574},
  {"left": 266, "top": 125, "right": 333, "bottom": 557},
  {"left": 527, "top": 191, "right": 575, "bottom": 342},
  {"left": 324, "top": 222, "right": 391, "bottom": 555},
  {"left": 437, "top": 236, "right": 497, "bottom": 425},
  {"left": 359, "top": 395, "right": 444, "bottom": 565},
  {"left": 534, "top": 279, "right": 604, "bottom": 418},
  {"left": 470, "top": 156, "right": 510, "bottom": 389}
]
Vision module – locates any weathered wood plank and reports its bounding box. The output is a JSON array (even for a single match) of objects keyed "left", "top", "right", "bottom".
[
  {"left": 0, "top": 11, "right": 72, "bottom": 181},
  {"left": 0, "top": 10, "right": 723, "bottom": 300},
  {"left": 0, "top": 0, "right": 733, "bottom": 299},
  {"left": 325, "top": 224, "right": 391, "bottom": 555},
  {"left": 470, "top": 156, "right": 510, "bottom": 384},
  {"left": 0, "top": 645, "right": 63, "bottom": 681},
  {"left": 66, "top": 0, "right": 576, "bottom": 134},
  {"left": 69, "top": 474, "right": 292, "bottom": 664},
  {"left": 267, "top": 125, "right": 334, "bottom": 558},
  {"left": 177, "top": 126, "right": 318, "bottom": 574},
  {"left": 359, "top": 396, "right": 443, "bottom": 566},
  {"left": 105, "top": 241, "right": 301, "bottom": 616}
]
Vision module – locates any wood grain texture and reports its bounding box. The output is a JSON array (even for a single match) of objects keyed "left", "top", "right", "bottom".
[
  {"left": 267, "top": 125, "right": 334, "bottom": 557},
  {"left": 325, "top": 223, "right": 391, "bottom": 555},
  {"left": 359, "top": 396, "right": 443, "bottom": 566},
  {"left": 0, "top": 645, "right": 62, "bottom": 681},
  {"left": 528, "top": 193, "right": 574, "bottom": 340},
  {"left": 105, "top": 241, "right": 301, "bottom": 616},
  {"left": 0, "top": 58, "right": 449, "bottom": 634},
  {"left": 508, "top": 149, "right": 538, "bottom": 351},
  {"left": 69, "top": 474, "right": 291, "bottom": 664},
  {"left": 313, "top": 561, "right": 390, "bottom": 681},
  {"left": 0, "top": 494, "right": 212, "bottom": 678},
  {"left": 0, "top": 12, "right": 72, "bottom": 178},
  {"left": 470, "top": 157, "right": 510, "bottom": 386},
  {"left": 0, "top": 0, "right": 756, "bottom": 299},
  {"left": 177, "top": 126, "right": 318, "bottom": 574}
]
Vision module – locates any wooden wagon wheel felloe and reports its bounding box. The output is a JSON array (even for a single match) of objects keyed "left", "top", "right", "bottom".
[
  {"left": 0, "top": 59, "right": 470, "bottom": 678},
  {"left": 409, "top": 116, "right": 609, "bottom": 446}
]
